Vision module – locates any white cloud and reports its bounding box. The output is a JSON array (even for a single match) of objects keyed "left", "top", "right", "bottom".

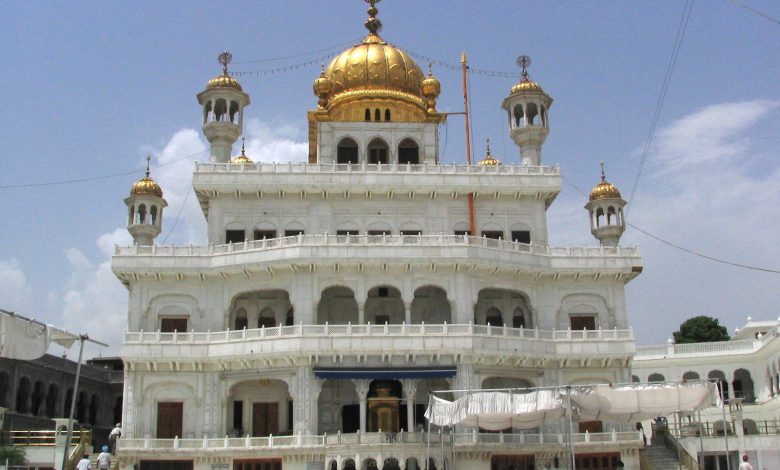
[
  {"left": 244, "top": 118, "right": 308, "bottom": 164},
  {"left": 0, "top": 258, "right": 33, "bottom": 313}
]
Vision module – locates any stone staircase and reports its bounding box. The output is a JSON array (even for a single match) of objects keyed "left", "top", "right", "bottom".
[
  {"left": 641, "top": 438, "right": 683, "bottom": 469},
  {"left": 88, "top": 453, "right": 118, "bottom": 470}
]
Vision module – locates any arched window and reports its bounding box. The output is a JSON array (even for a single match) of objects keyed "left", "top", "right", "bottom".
[
  {"left": 258, "top": 308, "right": 276, "bottom": 329},
  {"left": 384, "top": 109, "right": 391, "bottom": 122},
  {"left": 203, "top": 101, "right": 212, "bottom": 124},
  {"left": 45, "top": 384, "right": 59, "bottom": 418},
  {"left": 214, "top": 98, "right": 227, "bottom": 122},
  {"left": 128, "top": 205, "right": 134, "bottom": 226},
  {"left": 337, "top": 137, "right": 359, "bottom": 164},
  {"left": 150, "top": 205, "right": 158, "bottom": 226},
  {"left": 229, "top": 101, "right": 240, "bottom": 124},
  {"left": 234, "top": 307, "right": 248, "bottom": 330},
  {"left": 137, "top": 204, "right": 147, "bottom": 224},
  {"left": 540, "top": 105, "right": 547, "bottom": 126},
  {"left": 648, "top": 373, "right": 665, "bottom": 383},
  {"left": 76, "top": 391, "right": 88, "bottom": 423},
  {"left": 374, "top": 108, "right": 381, "bottom": 121},
  {"left": 397, "top": 138, "right": 419, "bottom": 164},
  {"left": 16, "top": 377, "right": 30, "bottom": 413},
  {"left": 88, "top": 394, "right": 99, "bottom": 424},
  {"left": 709, "top": 370, "right": 729, "bottom": 400},
  {"left": 31, "top": 381, "right": 45, "bottom": 416},
  {"left": 607, "top": 206, "right": 616, "bottom": 225},
  {"left": 682, "top": 371, "right": 700, "bottom": 382},
  {"left": 595, "top": 207, "right": 604, "bottom": 227},
  {"left": 512, "top": 307, "right": 526, "bottom": 328},
  {"left": 365, "top": 109, "right": 371, "bottom": 121},
  {"left": 513, "top": 104, "right": 523, "bottom": 127},
  {"left": 485, "top": 307, "right": 503, "bottom": 327},
  {"left": 368, "top": 138, "right": 389, "bottom": 164},
  {"left": 526, "top": 102, "right": 538, "bottom": 125}
]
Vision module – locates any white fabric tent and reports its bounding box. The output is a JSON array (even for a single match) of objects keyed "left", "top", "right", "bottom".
[
  {"left": 425, "top": 382, "right": 719, "bottom": 429},
  {"left": 426, "top": 390, "right": 565, "bottom": 430},
  {"left": 0, "top": 310, "right": 79, "bottom": 359}
]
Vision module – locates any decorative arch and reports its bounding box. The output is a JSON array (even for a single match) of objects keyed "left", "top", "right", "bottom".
[
  {"left": 367, "top": 138, "right": 389, "bottom": 164},
  {"left": 337, "top": 137, "right": 359, "bottom": 164},
  {"left": 733, "top": 368, "right": 755, "bottom": 402},
  {"left": 16, "top": 376, "right": 31, "bottom": 413},
  {"left": 397, "top": 138, "right": 420, "bottom": 164},
  {"left": 142, "top": 380, "right": 197, "bottom": 439},
  {"left": 556, "top": 293, "right": 612, "bottom": 330},
  {"left": 474, "top": 288, "right": 533, "bottom": 327},
  {"left": 411, "top": 285, "right": 451, "bottom": 324},
  {"left": 230, "top": 290, "right": 292, "bottom": 329},
  {"left": 365, "top": 285, "right": 404, "bottom": 324},
  {"left": 682, "top": 371, "right": 700, "bottom": 382},
  {"left": 648, "top": 373, "right": 665, "bottom": 383},
  {"left": 317, "top": 286, "right": 358, "bottom": 324},
  {"left": 399, "top": 221, "right": 423, "bottom": 235},
  {"left": 335, "top": 221, "right": 360, "bottom": 235},
  {"left": 708, "top": 370, "right": 729, "bottom": 400},
  {"left": 366, "top": 221, "right": 393, "bottom": 235}
]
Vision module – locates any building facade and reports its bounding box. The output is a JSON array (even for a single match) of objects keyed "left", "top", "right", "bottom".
[{"left": 112, "top": 4, "right": 643, "bottom": 470}]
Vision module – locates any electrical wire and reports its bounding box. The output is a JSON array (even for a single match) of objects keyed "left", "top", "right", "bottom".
[
  {"left": 729, "top": 0, "right": 780, "bottom": 25},
  {"left": 162, "top": 185, "right": 192, "bottom": 244},
  {"left": 0, "top": 149, "right": 208, "bottom": 190},
  {"left": 232, "top": 39, "right": 362, "bottom": 64},
  {"left": 561, "top": 174, "right": 780, "bottom": 274},
  {"left": 626, "top": 0, "right": 694, "bottom": 213}
]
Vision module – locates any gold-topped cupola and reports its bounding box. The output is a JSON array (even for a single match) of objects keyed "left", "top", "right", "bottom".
[{"left": 585, "top": 161, "right": 627, "bottom": 246}]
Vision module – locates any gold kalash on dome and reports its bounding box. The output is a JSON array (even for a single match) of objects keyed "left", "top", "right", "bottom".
[{"left": 309, "top": 0, "right": 445, "bottom": 155}]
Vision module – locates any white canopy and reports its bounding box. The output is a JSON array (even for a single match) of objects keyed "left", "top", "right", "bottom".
[
  {"left": 425, "top": 390, "right": 565, "bottom": 430},
  {"left": 0, "top": 310, "right": 79, "bottom": 359},
  {"left": 425, "top": 382, "right": 719, "bottom": 429}
]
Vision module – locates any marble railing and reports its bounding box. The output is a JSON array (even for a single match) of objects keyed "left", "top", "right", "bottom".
[
  {"left": 125, "top": 323, "right": 634, "bottom": 344},
  {"left": 114, "top": 234, "right": 640, "bottom": 259},
  {"left": 194, "top": 162, "right": 560, "bottom": 176},
  {"left": 635, "top": 328, "right": 779, "bottom": 360},
  {"left": 117, "top": 430, "right": 641, "bottom": 451}
]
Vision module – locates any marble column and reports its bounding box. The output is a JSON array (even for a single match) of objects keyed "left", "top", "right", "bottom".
[
  {"left": 353, "top": 379, "right": 371, "bottom": 433},
  {"left": 402, "top": 379, "right": 418, "bottom": 432}
]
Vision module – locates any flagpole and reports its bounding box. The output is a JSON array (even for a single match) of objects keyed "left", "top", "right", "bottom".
[{"left": 60, "top": 335, "right": 86, "bottom": 470}]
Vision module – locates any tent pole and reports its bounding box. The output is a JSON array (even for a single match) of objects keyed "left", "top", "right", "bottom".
[
  {"left": 426, "top": 392, "right": 432, "bottom": 470},
  {"left": 720, "top": 381, "right": 731, "bottom": 470},
  {"left": 698, "top": 410, "right": 705, "bottom": 470},
  {"left": 61, "top": 335, "right": 86, "bottom": 470},
  {"left": 566, "top": 385, "right": 576, "bottom": 469}
]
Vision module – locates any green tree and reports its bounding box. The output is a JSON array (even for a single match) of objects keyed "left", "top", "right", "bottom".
[
  {"left": 0, "top": 446, "right": 26, "bottom": 466},
  {"left": 673, "top": 316, "right": 730, "bottom": 344}
]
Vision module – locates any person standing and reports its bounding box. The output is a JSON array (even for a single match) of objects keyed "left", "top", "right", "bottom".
[
  {"left": 109, "top": 423, "right": 122, "bottom": 454},
  {"left": 739, "top": 454, "right": 754, "bottom": 470},
  {"left": 76, "top": 454, "right": 91, "bottom": 470},
  {"left": 97, "top": 445, "right": 111, "bottom": 470}
]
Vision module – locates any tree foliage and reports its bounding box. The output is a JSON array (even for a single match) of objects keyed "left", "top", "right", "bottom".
[
  {"left": 0, "top": 446, "right": 27, "bottom": 466},
  {"left": 673, "top": 316, "right": 730, "bottom": 344}
]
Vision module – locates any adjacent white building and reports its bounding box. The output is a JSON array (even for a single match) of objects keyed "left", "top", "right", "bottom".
[{"left": 112, "top": 3, "right": 644, "bottom": 470}]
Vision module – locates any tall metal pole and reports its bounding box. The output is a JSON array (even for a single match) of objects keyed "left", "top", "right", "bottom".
[
  {"left": 566, "top": 386, "right": 576, "bottom": 469},
  {"left": 720, "top": 381, "right": 731, "bottom": 470},
  {"left": 461, "top": 52, "right": 476, "bottom": 237},
  {"left": 698, "top": 410, "right": 705, "bottom": 470},
  {"left": 61, "top": 335, "right": 87, "bottom": 470}
]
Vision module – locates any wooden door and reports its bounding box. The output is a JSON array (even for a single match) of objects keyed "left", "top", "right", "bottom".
[
  {"left": 157, "top": 402, "right": 183, "bottom": 438},
  {"left": 252, "top": 402, "right": 279, "bottom": 436},
  {"left": 160, "top": 318, "right": 188, "bottom": 333},
  {"left": 579, "top": 420, "right": 604, "bottom": 433},
  {"left": 570, "top": 316, "right": 596, "bottom": 330}
]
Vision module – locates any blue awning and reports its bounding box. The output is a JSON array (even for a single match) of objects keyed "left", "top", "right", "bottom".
[{"left": 313, "top": 367, "right": 457, "bottom": 380}]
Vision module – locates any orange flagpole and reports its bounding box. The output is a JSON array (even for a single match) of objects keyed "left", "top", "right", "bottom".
[{"left": 462, "top": 52, "right": 476, "bottom": 236}]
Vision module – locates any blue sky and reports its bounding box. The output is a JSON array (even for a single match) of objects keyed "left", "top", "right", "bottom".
[{"left": 1, "top": 1, "right": 779, "bottom": 357}]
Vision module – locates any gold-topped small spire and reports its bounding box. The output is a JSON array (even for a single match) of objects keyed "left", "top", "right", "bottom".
[
  {"left": 207, "top": 50, "right": 243, "bottom": 91},
  {"left": 231, "top": 137, "right": 254, "bottom": 164},
  {"left": 478, "top": 139, "right": 502, "bottom": 166},
  {"left": 130, "top": 155, "right": 163, "bottom": 197},
  {"left": 589, "top": 161, "right": 622, "bottom": 201},
  {"left": 510, "top": 54, "right": 544, "bottom": 94}
]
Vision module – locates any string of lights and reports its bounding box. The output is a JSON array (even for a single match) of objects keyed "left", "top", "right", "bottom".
[
  {"left": 561, "top": 173, "right": 780, "bottom": 274},
  {"left": 0, "top": 149, "right": 208, "bottom": 190},
  {"left": 232, "top": 38, "right": 362, "bottom": 64},
  {"left": 162, "top": 185, "right": 192, "bottom": 244}
]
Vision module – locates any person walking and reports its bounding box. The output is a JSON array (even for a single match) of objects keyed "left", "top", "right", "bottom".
[
  {"left": 76, "top": 454, "right": 91, "bottom": 470},
  {"left": 739, "top": 454, "right": 754, "bottom": 470},
  {"left": 97, "top": 445, "right": 111, "bottom": 470},
  {"left": 109, "top": 423, "right": 122, "bottom": 454}
]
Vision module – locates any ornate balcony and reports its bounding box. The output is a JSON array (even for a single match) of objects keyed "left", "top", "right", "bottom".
[
  {"left": 113, "top": 234, "right": 641, "bottom": 281},
  {"left": 121, "top": 323, "right": 635, "bottom": 370}
]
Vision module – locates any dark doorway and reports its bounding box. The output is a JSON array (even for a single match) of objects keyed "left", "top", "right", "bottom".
[{"left": 157, "top": 402, "right": 183, "bottom": 438}]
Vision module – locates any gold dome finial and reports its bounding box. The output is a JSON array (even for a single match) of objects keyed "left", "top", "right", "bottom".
[
  {"left": 362, "top": 0, "right": 385, "bottom": 44},
  {"left": 313, "top": 62, "right": 333, "bottom": 109},
  {"left": 421, "top": 62, "right": 441, "bottom": 112},
  {"left": 130, "top": 155, "right": 163, "bottom": 197},
  {"left": 478, "top": 139, "right": 502, "bottom": 166},
  {"left": 207, "top": 51, "right": 243, "bottom": 91},
  {"left": 589, "top": 161, "right": 622, "bottom": 201},
  {"left": 510, "top": 54, "right": 544, "bottom": 94},
  {"left": 231, "top": 138, "right": 254, "bottom": 164}
]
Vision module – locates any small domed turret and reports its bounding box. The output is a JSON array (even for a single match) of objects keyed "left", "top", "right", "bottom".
[
  {"left": 585, "top": 162, "right": 626, "bottom": 246},
  {"left": 125, "top": 156, "right": 167, "bottom": 246},
  {"left": 312, "top": 64, "right": 333, "bottom": 110},
  {"left": 501, "top": 55, "right": 553, "bottom": 165},
  {"left": 477, "top": 139, "right": 501, "bottom": 166},
  {"left": 197, "top": 51, "right": 250, "bottom": 163},
  {"left": 421, "top": 64, "right": 441, "bottom": 113},
  {"left": 231, "top": 138, "right": 254, "bottom": 164}
]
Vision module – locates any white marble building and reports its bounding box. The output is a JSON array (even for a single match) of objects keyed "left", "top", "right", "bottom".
[{"left": 112, "top": 3, "right": 643, "bottom": 470}]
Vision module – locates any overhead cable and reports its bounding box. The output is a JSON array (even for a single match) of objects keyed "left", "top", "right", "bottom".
[
  {"left": 729, "top": 0, "right": 780, "bottom": 26},
  {"left": 626, "top": 0, "right": 694, "bottom": 212}
]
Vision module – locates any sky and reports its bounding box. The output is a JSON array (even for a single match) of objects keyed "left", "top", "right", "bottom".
[{"left": 0, "top": 0, "right": 779, "bottom": 358}]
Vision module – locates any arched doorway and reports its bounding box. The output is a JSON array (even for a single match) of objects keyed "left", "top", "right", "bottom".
[
  {"left": 411, "top": 286, "right": 451, "bottom": 324},
  {"left": 365, "top": 286, "right": 404, "bottom": 324},
  {"left": 317, "top": 286, "right": 359, "bottom": 324},
  {"left": 368, "top": 380, "right": 403, "bottom": 432}
]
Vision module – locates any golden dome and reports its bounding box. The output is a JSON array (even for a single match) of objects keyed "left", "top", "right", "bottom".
[
  {"left": 206, "top": 51, "right": 242, "bottom": 91},
  {"left": 510, "top": 78, "right": 543, "bottom": 94},
  {"left": 421, "top": 67, "right": 441, "bottom": 99},
  {"left": 589, "top": 163, "right": 622, "bottom": 201},
  {"left": 130, "top": 157, "right": 163, "bottom": 198},
  {"left": 321, "top": 2, "right": 425, "bottom": 109},
  {"left": 477, "top": 139, "right": 502, "bottom": 166},
  {"left": 231, "top": 139, "right": 254, "bottom": 164},
  {"left": 509, "top": 55, "right": 544, "bottom": 95}
]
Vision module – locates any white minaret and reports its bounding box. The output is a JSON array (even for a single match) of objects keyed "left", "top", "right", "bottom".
[
  {"left": 585, "top": 162, "right": 626, "bottom": 246},
  {"left": 196, "top": 52, "right": 250, "bottom": 163},
  {"left": 501, "top": 55, "right": 553, "bottom": 165},
  {"left": 125, "top": 156, "right": 167, "bottom": 246}
]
